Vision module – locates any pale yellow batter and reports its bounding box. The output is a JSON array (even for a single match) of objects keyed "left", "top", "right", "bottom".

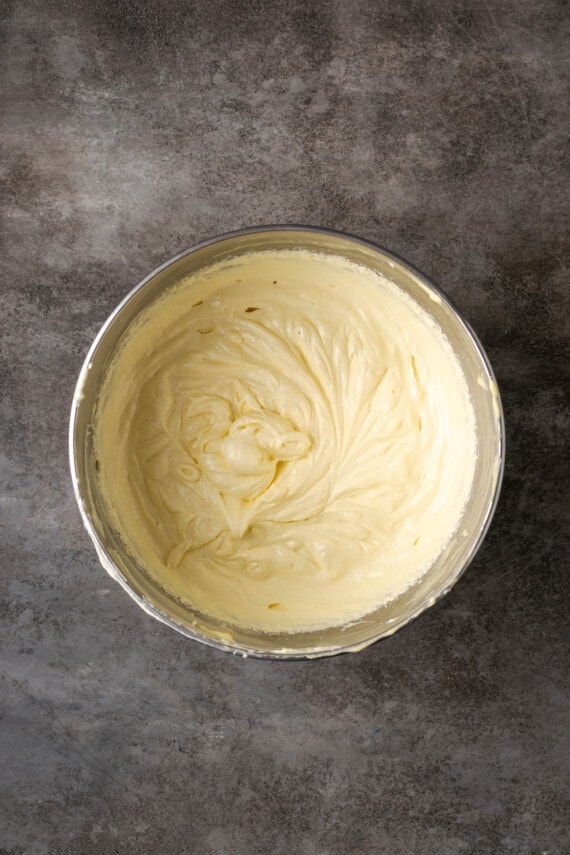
[{"left": 94, "top": 250, "right": 476, "bottom": 632}]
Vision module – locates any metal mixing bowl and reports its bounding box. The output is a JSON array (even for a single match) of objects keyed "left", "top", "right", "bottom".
[{"left": 69, "top": 226, "right": 505, "bottom": 658}]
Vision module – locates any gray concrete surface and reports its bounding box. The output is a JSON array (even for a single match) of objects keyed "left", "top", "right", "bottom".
[{"left": 1, "top": 1, "right": 568, "bottom": 853}]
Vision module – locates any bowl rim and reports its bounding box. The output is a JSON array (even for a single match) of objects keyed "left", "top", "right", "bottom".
[{"left": 69, "top": 224, "right": 506, "bottom": 659}]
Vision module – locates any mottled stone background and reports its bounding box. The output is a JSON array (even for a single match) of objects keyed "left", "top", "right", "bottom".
[{"left": 1, "top": 1, "right": 568, "bottom": 853}]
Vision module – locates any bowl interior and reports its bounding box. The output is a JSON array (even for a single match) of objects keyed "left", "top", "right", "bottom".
[{"left": 70, "top": 227, "right": 504, "bottom": 658}]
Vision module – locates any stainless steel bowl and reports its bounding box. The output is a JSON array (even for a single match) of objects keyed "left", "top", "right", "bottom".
[{"left": 69, "top": 226, "right": 505, "bottom": 658}]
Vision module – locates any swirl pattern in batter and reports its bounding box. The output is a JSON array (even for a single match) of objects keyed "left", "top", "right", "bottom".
[{"left": 95, "top": 250, "right": 476, "bottom": 632}]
